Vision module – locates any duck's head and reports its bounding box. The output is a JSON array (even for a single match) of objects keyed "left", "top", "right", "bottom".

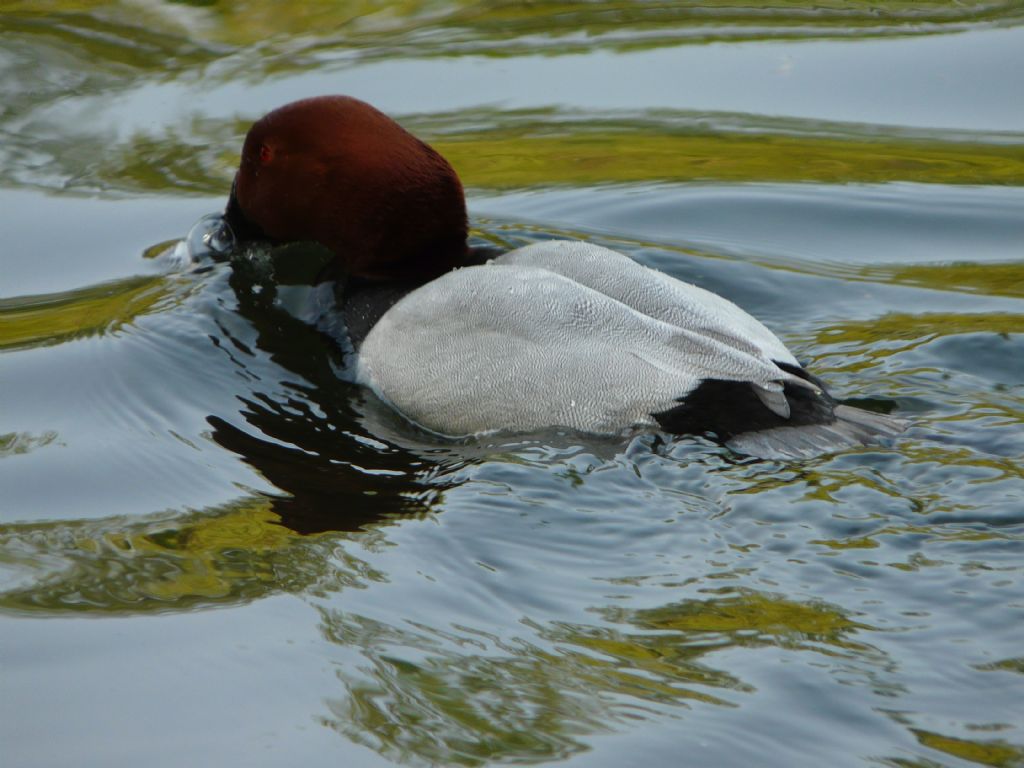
[{"left": 224, "top": 95, "right": 469, "bottom": 282}]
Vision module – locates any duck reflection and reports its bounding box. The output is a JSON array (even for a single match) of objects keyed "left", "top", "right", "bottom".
[
  {"left": 207, "top": 400, "right": 452, "bottom": 535},
  {"left": 205, "top": 238, "right": 463, "bottom": 535}
]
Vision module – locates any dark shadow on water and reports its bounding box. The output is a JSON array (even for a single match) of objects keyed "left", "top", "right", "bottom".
[
  {"left": 206, "top": 410, "right": 449, "bottom": 536},
  {"left": 206, "top": 248, "right": 460, "bottom": 535}
]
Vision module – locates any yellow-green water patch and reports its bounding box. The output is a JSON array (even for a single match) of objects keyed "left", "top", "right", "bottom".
[{"left": 0, "top": 275, "right": 170, "bottom": 351}]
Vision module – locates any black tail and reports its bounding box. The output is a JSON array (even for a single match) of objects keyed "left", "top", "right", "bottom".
[{"left": 653, "top": 363, "right": 906, "bottom": 459}]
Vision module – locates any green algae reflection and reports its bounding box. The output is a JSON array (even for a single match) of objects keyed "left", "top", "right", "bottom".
[
  {"left": 0, "top": 275, "right": 172, "bottom": 352},
  {"left": 4, "top": 0, "right": 1023, "bottom": 57},
  {"left": 318, "top": 590, "right": 874, "bottom": 766},
  {"left": 0, "top": 500, "right": 319, "bottom": 615},
  {"left": 434, "top": 120, "right": 1024, "bottom": 191},
  {"left": 7, "top": 111, "right": 1024, "bottom": 198}
]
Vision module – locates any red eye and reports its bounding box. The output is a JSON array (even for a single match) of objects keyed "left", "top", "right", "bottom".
[{"left": 258, "top": 143, "right": 273, "bottom": 164}]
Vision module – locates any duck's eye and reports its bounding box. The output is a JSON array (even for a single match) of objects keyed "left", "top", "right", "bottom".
[{"left": 258, "top": 143, "right": 273, "bottom": 164}]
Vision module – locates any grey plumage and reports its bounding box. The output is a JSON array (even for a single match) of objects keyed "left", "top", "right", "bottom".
[{"left": 356, "top": 241, "right": 904, "bottom": 457}]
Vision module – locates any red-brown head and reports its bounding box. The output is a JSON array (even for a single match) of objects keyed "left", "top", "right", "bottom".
[{"left": 225, "top": 95, "right": 469, "bottom": 282}]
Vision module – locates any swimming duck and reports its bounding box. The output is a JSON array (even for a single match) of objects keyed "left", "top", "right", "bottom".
[{"left": 222, "top": 95, "right": 904, "bottom": 458}]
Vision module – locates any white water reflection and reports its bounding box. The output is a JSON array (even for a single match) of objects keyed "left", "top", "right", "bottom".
[{"left": 12, "top": 24, "right": 1023, "bottom": 141}]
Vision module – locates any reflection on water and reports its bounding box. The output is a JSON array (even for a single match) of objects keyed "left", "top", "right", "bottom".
[
  {"left": 0, "top": 274, "right": 171, "bottom": 351},
  {"left": 1, "top": 1, "right": 1023, "bottom": 767}
]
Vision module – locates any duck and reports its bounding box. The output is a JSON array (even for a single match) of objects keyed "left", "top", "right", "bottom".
[{"left": 222, "top": 95, "right": 905, "bottom": 458}]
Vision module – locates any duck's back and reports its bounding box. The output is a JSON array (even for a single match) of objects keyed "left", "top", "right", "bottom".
[
  {"left": 356, "top": 242, "right": 812, "bottom": 435},
  {"left": 496, "top": 241, "right": 797, "bottom": 368}
]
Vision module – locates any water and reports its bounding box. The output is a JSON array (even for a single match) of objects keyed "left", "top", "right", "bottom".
[{"left": 2, "top": 3, "right": 1023, "bottom": 767}]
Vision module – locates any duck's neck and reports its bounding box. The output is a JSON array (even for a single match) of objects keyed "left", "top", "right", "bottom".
[
  {"left": 349, "top": 235, "right": 502, "bottom": 285},
  {"left": 338, "top": 243, "right": 505, "bottom": 349}
]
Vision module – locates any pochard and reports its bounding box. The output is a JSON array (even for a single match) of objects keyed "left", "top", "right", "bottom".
[{"left": 222, "top": 95, "right": 904, "bottom": 458}]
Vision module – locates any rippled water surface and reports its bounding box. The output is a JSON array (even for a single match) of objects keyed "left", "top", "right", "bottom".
[{"left": 2, "top": 3, "right": 1023, "bottom": 766}]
